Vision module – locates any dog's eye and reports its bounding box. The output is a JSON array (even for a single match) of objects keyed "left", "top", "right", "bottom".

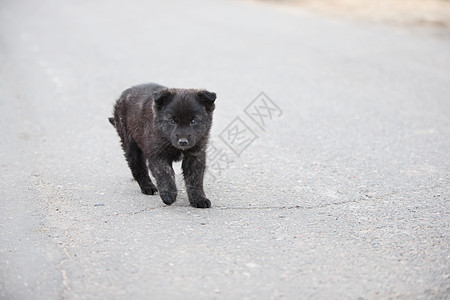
[
  {"left": 169, "top": 119, "right": 176, "bottom": 125},
  {"left": 190, "top": 119, "right": 197, "bottom": 125}
]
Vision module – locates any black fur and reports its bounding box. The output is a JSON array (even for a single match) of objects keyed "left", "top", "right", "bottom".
[{"left": 110, "top": 83, "right": 216, "bottom": 208}]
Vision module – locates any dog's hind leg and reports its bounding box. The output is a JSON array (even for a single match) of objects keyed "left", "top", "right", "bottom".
[{"left": 124, "top": 139, "right": 158, "bottom": 195}]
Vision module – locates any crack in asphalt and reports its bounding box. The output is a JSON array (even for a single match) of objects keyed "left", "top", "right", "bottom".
[
  {"left": 216, "top": 196, "right": 377, "bottom": 210},
  {"left": 102, "top": 182, "right": 448, "bottom": 214},
  {"left": 102, "top": 206, "right": 160, "bottom": 217},
  {"left": 56, "top": 229, "right": 73, "bottom": 300},
  {"left": 33, "top": 178, "right": 73, "bottom": 300}
]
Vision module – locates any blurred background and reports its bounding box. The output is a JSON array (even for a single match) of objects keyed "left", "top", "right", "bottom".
[{"left": 257, "top": 0, "right": 450, "bottom": 28}]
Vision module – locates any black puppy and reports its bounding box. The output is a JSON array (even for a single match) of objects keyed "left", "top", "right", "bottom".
[{"left": 109, "top": 83, "right": 216, "bottom": 208}]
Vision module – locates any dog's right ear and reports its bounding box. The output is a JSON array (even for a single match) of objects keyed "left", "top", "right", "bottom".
[{"left": 153, "top": 89, "right": 173, "bottom": 110}]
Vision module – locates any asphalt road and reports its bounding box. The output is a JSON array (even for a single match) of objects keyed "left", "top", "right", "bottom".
[{"left": 1, "top": 0, "right": 449, "bottom": 299}]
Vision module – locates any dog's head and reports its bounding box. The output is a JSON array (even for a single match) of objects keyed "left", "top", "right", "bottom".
[{"left": 153, "top": 88, "right": 216, "bottom": 150}]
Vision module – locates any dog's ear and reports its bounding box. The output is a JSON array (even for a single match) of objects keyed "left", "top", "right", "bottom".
[
  {"left": 198, "top": 90, "right": 216, "bottom": 112},
  {"left": 153, "top": 89, "right": 173, "bottom": 110}
]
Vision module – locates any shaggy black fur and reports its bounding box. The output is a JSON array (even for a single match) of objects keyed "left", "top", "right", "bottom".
[{"left": 110, "top": 83, "right": 216, "bottom": 208}]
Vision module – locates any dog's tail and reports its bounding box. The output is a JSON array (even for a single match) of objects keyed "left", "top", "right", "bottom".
[{"left": 108, "top": 117, "right": 115, "bottom": 126}]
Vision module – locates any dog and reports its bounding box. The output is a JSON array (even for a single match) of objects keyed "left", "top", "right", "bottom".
[{"left": 109, "top": 83, "right": 216, "bottom": 208}]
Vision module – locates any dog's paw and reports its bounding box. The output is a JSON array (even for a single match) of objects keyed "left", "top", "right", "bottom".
[
  {"left": 160, "top": 192, "right": 177, "bottom": 206},
  {"left": 141, "top": 185, "right": 158, "bottom": 195},
  {"left": 192, "top": 198, "right": 211, "bottom": 209}
]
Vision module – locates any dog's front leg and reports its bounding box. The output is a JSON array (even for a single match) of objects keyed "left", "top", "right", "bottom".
[
  {"left": 148, "top": 158, "right": 177, "bottom": 205},
  {"left": 182, "top": 154, "right": 211, "bottom": 208}
]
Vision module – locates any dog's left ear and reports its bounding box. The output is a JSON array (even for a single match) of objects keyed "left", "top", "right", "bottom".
[
  {"left": 198, "top": 90, "right": 216, "bottom": 112},
  {"left": 153, "top": 89, "right": 173, "bottom": 110}
]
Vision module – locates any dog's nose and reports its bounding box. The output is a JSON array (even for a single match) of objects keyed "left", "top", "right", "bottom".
[{"left": 178, "top": 138, "right": 188, "bottom": 147}]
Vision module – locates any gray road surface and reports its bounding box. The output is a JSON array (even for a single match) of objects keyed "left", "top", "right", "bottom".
[{"left": 1, "top": 0, "right": 449, "bottom": 299}]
